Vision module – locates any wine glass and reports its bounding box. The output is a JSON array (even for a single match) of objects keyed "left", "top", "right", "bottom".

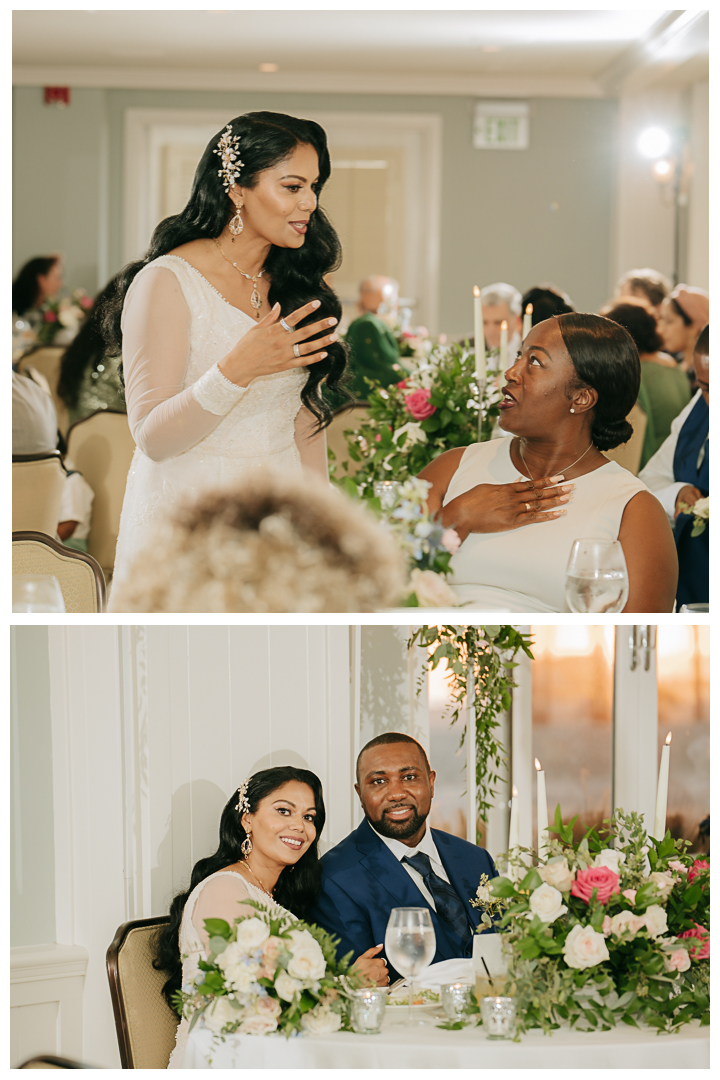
[
  {"left": 373, "top": 481, "right": 401, "bottom": 515},
  {"left": 565, "top": 539, "right": 629, "bottom": 613},
  {"left": 385, "top": 907, "right": 436, "bottom": 1025},
  {"left": 12, "top": 575, "right": 66, "bottom": 613}
]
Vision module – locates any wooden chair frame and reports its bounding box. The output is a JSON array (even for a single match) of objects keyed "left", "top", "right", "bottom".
[
  {"left": 65, "top": 407, "right": 129, "bottom": 443},
  {"left": 13, "top": 531, "right": 107, "bottom": 613},
  {"left": 12, "top": 450, "right": 68, "bottom": 474},
  {"left": 106, "top": 916, "right": 171, "bottom": 1070},
  {"left": 19, "top": 1055, "right": 92, "bottom": 1069}
]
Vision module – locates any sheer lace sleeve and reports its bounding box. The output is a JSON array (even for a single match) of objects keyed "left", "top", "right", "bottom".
[
  {"left": 121, "top": 265, "right": 246, "bottom": 463},
  {"left": 191, "top": 873, "right": 258, "bottom": 955}
]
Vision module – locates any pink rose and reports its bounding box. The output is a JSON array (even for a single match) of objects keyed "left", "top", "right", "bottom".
[
  {"left": 80, "top": 296, "right": 93, "bottom": 309},
  {"left": 404, "top": 388, "right": 436, "bottom": 421},
  {"left": 687, "top": 859, "right": 709, "bottom": 884},
  {"left": 678, "top": 924, "right": 710, "bottom": 961},
  {"left": 570, "top": 866, "right": 621, "bottom": 906},
  {"left": 602, "top": 915, "right": 612, "bottom": 936},
  {"left": 396, "top": 380, "right": 408, "bottom": 390},
  {"left": 375, "top": 434, "right": 381, "bottom": 442},
  {"left": 44, "top": 310, "right": 57, "bottom": 322},
  {"left": 668, "top": 860, "right": 687, "bottom": 874},
  {"left": 622, "top": 888, "right": 637, "bottom": 904},
  {"left": 257, "top": 935, "right": 282, "bottom": 978},
  {"left": 666, "top": 948, "right": 691, "bottom": 973},
  {"left": 441, "top": 528, "right": 462, "bottom": 555}
]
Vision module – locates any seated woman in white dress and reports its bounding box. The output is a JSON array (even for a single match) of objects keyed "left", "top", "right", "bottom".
[
  {"left": 101, "top": 112, "right": 350, "bottom": 606},
  {"left": 420, "top": 313, "right": 678, "bottom": 612},
  {"left": 155, "top": 766, "right": 388, "bottom": 1068}
]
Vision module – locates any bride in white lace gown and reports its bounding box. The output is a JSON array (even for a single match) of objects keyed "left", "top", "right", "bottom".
[
  {"left": 105, "top": 112, "right": 349, "bottom": 607},
  {"left": 160, "top": 767, "right": 387, "bottom": 1069}
]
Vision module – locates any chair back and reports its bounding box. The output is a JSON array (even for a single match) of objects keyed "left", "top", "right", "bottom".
[
  {"left": 19, "top": 1056, "right": 91, "bottom": 1069},
  {"left": 603, "top": 404, "right": 648, "bottom": 476},
  {"left": 106, "top": 917, "right": 179, "bottom": 1070},
  {"left": 66, "top": 410, "right": 136, "bottom": 575},
  {"left": 17, "top": 347, "right": 68, "bottom": 434},
  {"left": 13, "top": 532, "right": 106, "bottom": 613},
  {"left": 326, "top": 403, "right": 370, "bottom": 478},
  {"left": 12, "top": 453, "right": 67, "bottom": 535}
]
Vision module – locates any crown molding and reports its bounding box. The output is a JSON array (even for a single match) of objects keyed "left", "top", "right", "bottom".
[{"left": 12, "top": 64, "right": 604, "bottom": 99}]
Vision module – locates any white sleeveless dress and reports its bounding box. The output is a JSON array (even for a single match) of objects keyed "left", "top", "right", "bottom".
[
  {"left": 168, "top": 870, "right": 292, "bottom": 1069},
  {"left": 109, "top": 255, "right": 307, "bottom": 607},
  {"left": 443, "top": 438, "right": 649, "bottom": 612}
]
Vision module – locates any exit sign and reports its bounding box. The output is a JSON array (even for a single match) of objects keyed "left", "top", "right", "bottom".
[{"left": 473, "top": 101, "right": 529, "bottom": 150}]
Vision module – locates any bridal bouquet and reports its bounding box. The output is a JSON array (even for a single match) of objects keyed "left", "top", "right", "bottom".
[
  {"left": 37, "top": 288, "right": 93, "bottom": 345},
  {"left": 332, "top": 340, "right": 501, "bottom": 499},
  {"left": 174, "top": 901, "right": 357, "bottom": 1038},
  {"left": 677, "top": 496, "right": 709, "bottom": 538},
  {"left": 381, "top": 476, "right": 461, "bottom": 607},
  {"left": 482, "top": 808, "right": 709, "bottom": 1034}
]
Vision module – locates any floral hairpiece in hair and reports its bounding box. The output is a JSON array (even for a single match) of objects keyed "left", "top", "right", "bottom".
[
  {"left": 214, "top": 125, "right": 245, "bottom": 191},
  {"left": 235, "top": 776, "right": 252, "bottom": 816}
]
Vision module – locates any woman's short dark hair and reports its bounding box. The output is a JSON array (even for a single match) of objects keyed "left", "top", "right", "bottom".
[
  {"left": 12, "top": 256, "right": 59, "bottom": 316},
  {"left": 556, "top": 312, "right": 641, "bottom": 451},
  {"left": 671, "top": 297, "right": 694, "bottom": 326},
  {"left": 101, "top": 111, "right": 349, "bottom": 427},
  {"left": 600, "top": 299, "right": 663, "bottom": 355},
  {"left": 153, "top": 765, "right": 325, "bottom": 1011},
  {"left": 616, "top": 268, "right": 670, "bottom": 309},
  {"left": 521, "top": 284, "right": 574, "bottom": 327}
]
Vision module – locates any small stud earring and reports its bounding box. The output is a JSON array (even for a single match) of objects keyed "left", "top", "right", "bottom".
[{"left": 570, "top": 408, "right": 575, "bottom": 414}]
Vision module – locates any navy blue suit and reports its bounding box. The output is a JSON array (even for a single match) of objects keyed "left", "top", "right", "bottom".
[{"left": 309, "top": 819, "right": 497, "bottom": 980}]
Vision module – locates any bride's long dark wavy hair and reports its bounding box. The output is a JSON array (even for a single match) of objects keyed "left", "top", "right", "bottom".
[
  {"left": 102, "top": 111, "right": 349, "bottom": 427},
  {"left": 153, "top": 766, "right": 326, "bottom": 1011}
]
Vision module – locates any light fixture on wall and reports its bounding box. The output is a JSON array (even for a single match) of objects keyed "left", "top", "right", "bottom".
[
  {"left": 637, "top": 124, "right": 691, "bottom": 286},
  {"left": 637, "top": 126, "right": 671, "bottom": 159}
]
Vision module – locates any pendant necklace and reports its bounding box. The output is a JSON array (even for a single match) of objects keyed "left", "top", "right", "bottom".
[
  {"left": 214, "top": 237, "right": 265, "bottom": 319},
  {"left": 518, "top": 439, "right": 594, "bottom": 482}
]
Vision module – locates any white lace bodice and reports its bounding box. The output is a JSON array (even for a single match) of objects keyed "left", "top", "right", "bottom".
[{"left": 109, "top": 255, "right": 307, "bottom": 605}]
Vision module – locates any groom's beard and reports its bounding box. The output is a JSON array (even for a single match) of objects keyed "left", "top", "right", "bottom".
[{"left": 369, "top": 804, "right": 429, "bottom": 841}]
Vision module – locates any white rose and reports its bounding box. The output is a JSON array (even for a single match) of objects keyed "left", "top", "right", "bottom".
[
  {"left": 275, "top": 971, "right": 302, "bottom": 1001},
  {"left": 648, "top": 872, "right": 675, "bottom": 899},
  {"left": 693, "top": 497, "right": 709, "bottom": 520},
  {"left": 664, "top": 947, "right": 692, "bottom": 973},
  {"left": 539, "top": 858, "right": 575, "bottom": 893},
  {"left": 609, "top": 910, "right": 645, "bottom": 937},
  {"left": 203, "top": 996, "right": 240, "bottom": 1034},
  {"left": 475, "top": 884, "right": 492, "bottom": 904},
  {"left": 239, "top": 1011, "right": 279, "bottom": 1036},
  {"left": 563, "top": 924, "right": 610, "bottom": 970},
  {"left": 301, "top": 1005, "right": 343, "bottom": 1035},
  {"left": 594, "top": 849, "right": 626, "bottom": 876},
  {"left": 235, "top": 917, "right": 271, "bottom": 951},
  {"left": 642, "top": 904, "right": 669, "bottom": 939},
  {"left": 218, "top": 942, "right": 260, "bottom": 992},
  {"left": 392, "top": 422, "right": 427, "bottom": 448},
  {"left": 286, "top": 932, "right": 326, "bottom": 982},
  {"left": 409, "top": 568, "right": 458, "bottom": 608},
  {"left": 529, "top": 882, "right": 568, "bottom": 924},
  {"left": 58, "top": 308, "right": 81, "bottom": 330}
]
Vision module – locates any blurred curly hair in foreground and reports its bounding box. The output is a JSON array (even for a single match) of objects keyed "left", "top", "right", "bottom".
[{"left": 111, "top": 470, "right": 406, "bottom": 613}]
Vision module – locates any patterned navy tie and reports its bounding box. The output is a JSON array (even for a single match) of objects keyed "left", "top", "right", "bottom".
[{"left": 402, "top": 851, "right": 473, "bottom": 952}]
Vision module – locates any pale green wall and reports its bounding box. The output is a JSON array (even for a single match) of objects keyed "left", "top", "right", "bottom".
[
  {"left": 11, "top": 626, "right": 56, "bottom": 947},
  {"left": 13, "top": 86, "right": 618, "bottom": 332}
]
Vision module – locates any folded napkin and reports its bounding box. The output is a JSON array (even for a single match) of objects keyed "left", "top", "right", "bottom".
[{"left": 395, "top": 957, "right": 474, "bottom": 992}]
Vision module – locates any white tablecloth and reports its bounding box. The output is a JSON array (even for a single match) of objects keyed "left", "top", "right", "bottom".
[{"left": 182, "top": 1017, "right": 709, "bottom": 1069}]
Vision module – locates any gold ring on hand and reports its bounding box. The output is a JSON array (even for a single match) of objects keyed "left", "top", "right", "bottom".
[
  {"left": 525, "top": 503, "right": 531, "bottom": 512},
  {"left": 293, "top": 343, "right": 301, "bottom": 359}
]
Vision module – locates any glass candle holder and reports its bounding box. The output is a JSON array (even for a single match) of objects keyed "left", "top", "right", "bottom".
[
  {"left": 373, "top": 481, "right": 401, "bottom": 513},
  {"left": 350, "top": 988, "right": 387, "bottom": 1034},
  {"left": 440, "top": 982, "right": 474, "bottom": 1021},
  {"left": 480, "top": 996, "right": 516, "bottom": 1039}
]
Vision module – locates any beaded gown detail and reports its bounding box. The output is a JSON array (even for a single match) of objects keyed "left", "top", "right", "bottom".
[{"left": 110, "top": 255, "right": 306, "bottom": 606}]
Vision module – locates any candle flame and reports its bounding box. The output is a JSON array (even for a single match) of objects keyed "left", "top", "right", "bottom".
[
  {"left": 473, "top": 285, "right": 481, "bottom": 297},
  {"left": 666, "top": 732, "right": 672, "bottom": 745},
  {"left": 534, "top": 758, "right": 542, "bottom": 771},
  {"left": 526, "top": 303, "right": 533, "bottom": 314},
  {"left": 501, "top": 320, "right": 508, "bottom": 330},
  {"left": 512, "top": 785, "right": 518, "bottom": 797}
]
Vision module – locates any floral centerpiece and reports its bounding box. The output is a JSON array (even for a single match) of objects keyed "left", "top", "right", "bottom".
[
  {"left": 174, "top": 901, "right": 358, "bottom": 1038},
  {"left": 331, "top": 340, "right": 501, "bottom": 501},
  {"left": 37, "top": 288, "right": 93, "bottom": 345},
  {"left": 677, "top": 497, "right": 709, "bottom": 538},
  {"left": 380, "top": 476, "right": 461, "bottom": 607},
  {"left": 480, "top": 808, "right": 709, "bottom": 1034}
]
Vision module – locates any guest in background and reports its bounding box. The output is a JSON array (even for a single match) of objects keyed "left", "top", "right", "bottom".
[
  {"left": 601, "top": 298, "right": 691, "bottom": 470},
  {"left": 309, "top": 733, "right": 497, "bottom": 981},
  {"left": 57, "top": 278, "right": 125, "bottom": 427},
  {"left": 640, "top": 324, "right": 709, "bottom": 609},
  {"left": 480, "top": 281, "right": 522, "bottom": 357},
  {"left": 657, "top": 284, "right": 709, "bottom": 377},
  {"left": 614, "top": 267, "right": 671, "bottom": 317},
  {"left": 521, "top": 284, "right": 575, "bottom": 328},
  {"left": 342, "top": 275, "right": 407, "bottom": 400},
  {"left": 12, "top": 255, "right": 63, "bottom": 318},
  {"left": 110, "top": 467, "right": 405, "bottom": 613}
]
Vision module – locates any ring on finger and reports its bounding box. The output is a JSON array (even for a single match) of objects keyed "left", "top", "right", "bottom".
[
  {"left": 280, "top": 317, "right": 293, "bottom": 333},
  {"left": 293, "top": 343, "right": 301, "bottom": 359},
  {"left": 525, "top": 503, "right": 532, "bottom": 512}
]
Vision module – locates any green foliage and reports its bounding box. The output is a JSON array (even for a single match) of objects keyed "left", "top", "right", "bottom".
[{"left": 408, "top": 624, "right": 533, "bottom": 824}]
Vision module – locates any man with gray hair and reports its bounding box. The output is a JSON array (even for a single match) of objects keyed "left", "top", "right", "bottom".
[
  {"left": 480, "top": 281, "right": 523, "bottom": 362},
  {"left": 343, "top": 275, "right": 407, "bottom": 399}
]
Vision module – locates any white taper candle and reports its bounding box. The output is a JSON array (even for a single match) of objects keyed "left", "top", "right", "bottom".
[
  {"left": 499, "top": 320, "right": 508, "bottom": 373},
  {"left": 507, "top": 784, "right": 520, "bottom": 880},
  {"left": 523, "top": 303, "right": 533, "bottom": 339},
  {"left": 653, "top": 732, "right": 672, "bottom": 840},
  {"left": 473, "top": 286, "right": 486, "bottom": 384},
  {"left": 535, "top": 758, "right": 549, "bottom": 860}
]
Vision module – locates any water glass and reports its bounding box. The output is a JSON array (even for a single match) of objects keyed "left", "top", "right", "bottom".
[
  {"left": 373, "top": 481, "right": 401, "bottom": 513},
  {"left": 441, "top": 983, "right": 474, "bottom": 1021},
  {"left": 679, "top": 603, "right": 709, "bottom": 613},
  {"left": 565, "top": 538, "right": 629, "bottom": 613},
  {"left": 350, "top": 988, "right": 387, "bottom": 1034},
  {"left": 12, "top": 575, "right": 66, "bottom": 613},
  {"left": 385, "top": 907, "right": 436, "bottom": 1026},
  {"left": 480, "top": 996, "right": 516, "bottom": 1039}
]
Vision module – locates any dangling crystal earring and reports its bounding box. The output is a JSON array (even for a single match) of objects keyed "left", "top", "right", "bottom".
[
  {"left": 241, "top": 834, "right": 252, "bottom": 856},
  {"left": 229, "top": 203, "right": 244, "bottom": 239}
]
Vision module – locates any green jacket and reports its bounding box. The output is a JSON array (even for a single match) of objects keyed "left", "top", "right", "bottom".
[{"left": 344, "top": 312, "right": 407, "bottom": 400}]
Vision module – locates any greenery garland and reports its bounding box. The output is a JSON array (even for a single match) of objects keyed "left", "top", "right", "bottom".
[{"left": 407, "top": 625, "right": 534, "bottom": 825}]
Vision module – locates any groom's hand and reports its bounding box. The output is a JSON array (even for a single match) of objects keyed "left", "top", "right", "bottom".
[{"left": 351, "top": 944, "right": 390, "bottom": 987}]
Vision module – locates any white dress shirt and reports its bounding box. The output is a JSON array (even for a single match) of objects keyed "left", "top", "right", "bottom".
[
  {"left": 369, "top": 822, "right": 450, "bottom": 911},
  {"left": 639, "top": 389, "right": 705, "bottom": 522}
]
